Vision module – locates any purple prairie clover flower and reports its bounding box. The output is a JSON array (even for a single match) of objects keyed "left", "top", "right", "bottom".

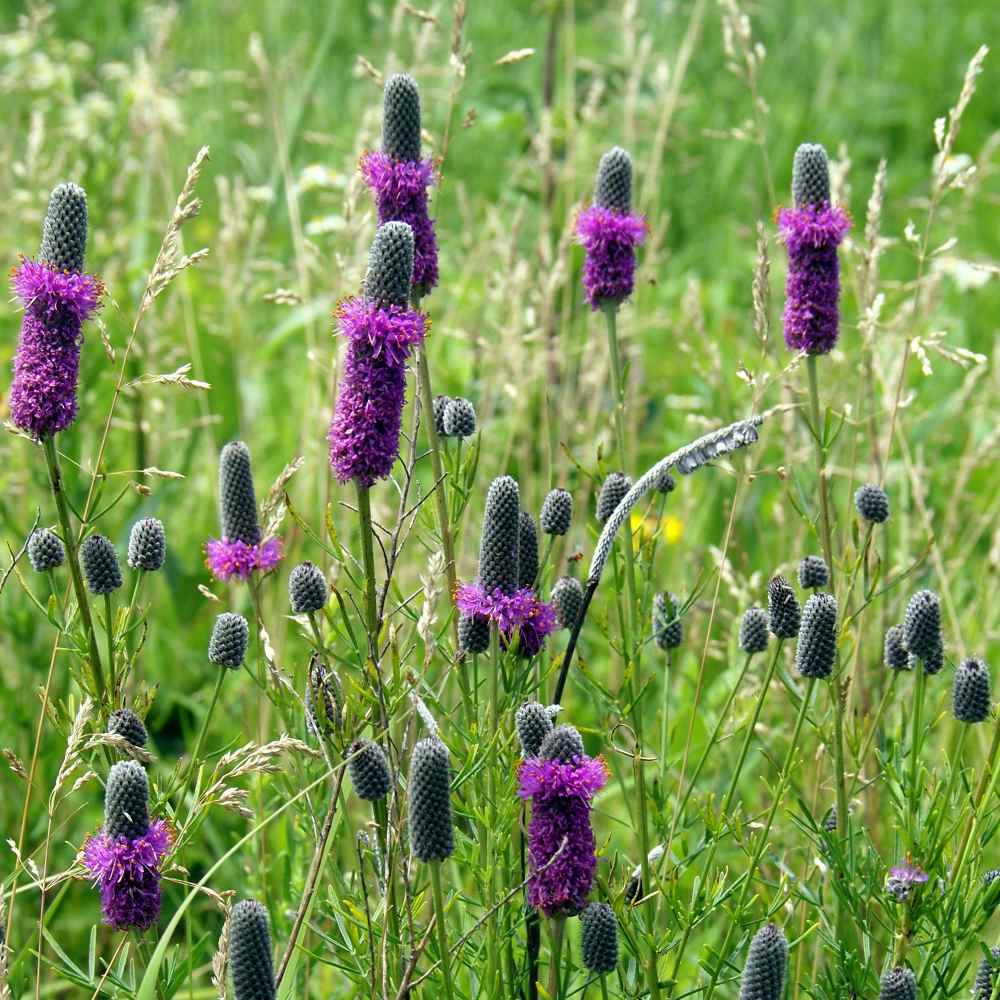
[
  {"left": 328, "top": 295, "right": 426, "bottom": 486},
  {"left": 886, "top": 861, "right": 929, "bottom": 901},
  {"left": 576, "top": 208, "right": 646, "bottom": 311},
  {"left": 9, "top": 256, "right": 103, "bottom": 440},
  {"left": 362, "top": 153, "right": 438, "bottom": 296},
  {"left": 205, "top": 537, "right": 282, "bottom": 581},
  {"left": 454, "top": 582, "right": 557, "bottom": 657},
  {"left": 81, "top": 820, "right": 172, "bottom": 930},
  {"left": 518, "top": 753, "right": 608, "bottom": 915}
]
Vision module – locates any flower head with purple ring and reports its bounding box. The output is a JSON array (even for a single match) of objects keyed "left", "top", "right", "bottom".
[
  {"left": 885, "top": 861, "right": 929, "bottom": 902},
  {"left": 328, "top": 295, "right": 427, "bottom": 486},
  {"left": 81, "top": 819, "right": 172, "bottom": 931},
  {"left": 205, "top": 536, "right": 283, "bottom": 581},
  {"left": 576, "top": 207, "right": 646, "bottom": 311},
  {"left": 776, "top": 204, "right": 851, "bottom": 355},
  {"left": 455, "top": 582, "right": 558, "bottom": 657},
  {"left": 518, "top": 754, "right": 608, "bottom": 915},
  {"left": 9, "top": 258, "right": 103, "bottom": 439},
  {"left": 361, "top": 152, "right": 438, "bottom": 296}
]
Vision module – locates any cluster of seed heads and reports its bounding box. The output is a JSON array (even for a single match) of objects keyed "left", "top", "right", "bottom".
[
  {"left": 229, "top": 898, "right": 276, "bottom": 1000},
  {"left": 478, "top": 475, "right": 520, "bottom": 596},
  {"left": 579, "top": 901, "right": 618, "bottom": 974},
  {"left": 39, "top": 181, "right": 88, "bottom": 273},
  {"left": 539, "top": 724, "right": 585, "bottom": 763},
  {"left": 442, "top": 397, "right": 476, "bottom": 438},
  {"left": 795, "top": 593, "right": 837, "bottom": 679},
  {"left": 738, "top": 923, "right": 787, "bottom": 1000},
  {"left": 348, "top": 739, "right": 392, "bottom": 801},
  {"left": 105, "top": 760, "right": 149, "bottom": 840},
  {"left": 767, "top": 576, "right": 801, "bottom": 639},
  {"left": 219, "top": 442, "right": 262, "bottom": 546},
  {"left": 27, "top": 528, "right": 64, "bottom": 572},
  {"left": 108, "top": 708, "right": 148, "bottom": 749},
  {"left": 409, "top": 738, "right": 454, "bottom": 862},
  {"left": 515, "top": 701, "right": 555, "bottom": 757},
  {"left": 653, "top": 592, "right": 683, "bottom": 651},
  {"left": 552, "top": 576, "right": 584, "bottom": 629},
  {"left": 855, "top": 483, "right": 890, "bottom": 524},
  {"left": 797, "top": 554, "right": 828, "bottom": 589},
  {"left": 738, "top": 607, "right": 770, "bottom": 654},
  {"left": 540, "top": 488, "right": 573, "bottom": 535},
  {"left": 596, "top": 472, "right": 632, "bottom": 525},
  {"left": 81, "top": 534, "right": 122, "bottom": 595},
  {"left": 288, "top": 562, "right": 328, "bottom": 614},
  {"left": 127, "top": 517, "right": 166, "bottom": 572},
  {"left": 209, "top": 612, "right": 249, "bottom": 668},
  {"left": 953, "top": 657, "right": 991, "bottom": 723}
]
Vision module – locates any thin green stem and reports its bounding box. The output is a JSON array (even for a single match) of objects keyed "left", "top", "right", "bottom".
[
  {"left": 104, "top": 592, "right": 115, "bottom": 698},
  {"left": 176, "top": 668, "right": 227, "bottom": 809},
  {"left": 355, "top": 483, "right": 379, "bottom": 647},
  {"left": 805, "top": 355, "right": 835, "bottom": 586},
  {"left": 702, "top": 678, "right": 817, "bottom": 1000},
  {"left": 430, "top": 862, "right": 457, "bottom": 1000},
  {"left": 41, "top": 436, "right": 105, "bottom": 703},
  {"left": 547, "top": 915, "right": 566, "bottom": 1000},
  {"left": 908, "top": 666, "right": 928, "bottom": 843}
]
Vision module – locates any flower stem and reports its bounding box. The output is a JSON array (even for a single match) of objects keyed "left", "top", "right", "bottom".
[
  {"left": 908, "top": 665, "right": 927, "bottom": 843},
  {"left": 104, "top": 593, "right": 115, "bottom": 698},
  {"left": 176, "top": 668, "right": 227, "bottom": 810},
  {"left": 430, "top": 861, "right": 457, "bottom": 1000},
  {"left": 547, "top": 915, "right": 566, "bottom": 1000},
  {"left": 41, "top": 435, "right": 105, "bottom": 704},
  {"left": 355, "top": 483, "right": 379, "bottom": 647}
]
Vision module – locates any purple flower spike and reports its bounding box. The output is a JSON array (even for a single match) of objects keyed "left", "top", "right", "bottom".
[
  {"left": 518, "top": 754, "right": 608, "bottom": 915},
  {"left": 205, "top": 536, "right": 283, "bottom": 582},
  {"left": 9, "top": 260, "right": 102, "bottom": 439},
  {"left": 454, "top": 582, "right": 558, "bottom": 657},
  {"left": 777, "top": 204, "right": 851, "bottom": 355},
  {"left": 328, "top": 296, "right": 426, "bottom": 486},
  {"left": 576, "top": 207, "right": 646, "bottom": 310},
  {"left": 885, "top": 861, "right": 929, "bottom": 902},
  {"left": 81, "top": 818, "right": 172, "bottom": 931},
  {"left": 362, "top": 152, "right": 439, "bottom": 296}
]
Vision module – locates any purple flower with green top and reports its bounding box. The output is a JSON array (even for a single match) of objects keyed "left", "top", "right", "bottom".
[
  {"left": 518, "top": 754, "right": 608, "bottom": 915},
  {"left": 328, "top": 296, "right": 426, "bottom": 486},
  {"left": 455, "top": 582, "right": 557, "bottom": 657},
  {"left": 81, "top": 819, "right": 172, "bottom": 930}
]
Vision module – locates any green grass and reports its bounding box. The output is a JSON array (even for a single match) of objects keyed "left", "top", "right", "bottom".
[{"left": 2, "top": 1, "right": 999, "bottom": 997}]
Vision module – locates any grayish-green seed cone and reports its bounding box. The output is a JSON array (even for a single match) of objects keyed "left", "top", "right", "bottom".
[
  {"left": 884, "top": 625, "right": 911, "bottom": 671},
  {"left": 105, "top": 760, "right": 149, "bottom": 840},
  {"left": 855, "top": 483, "right": 890, "bottom": 524},
  {"left": 209, "top": 612, "right": 249, "bottom": 669},
  {"left": 768, "top": 575, "right": 801, "bottom": 639},
  {"left": 364, "top": 221, "right": 414, "bottom": 308},
  {"left": 229, "top": 898, "right": 276, "bottom": 1000},
  {"left": 539, "top": 724, "right": 584, "bottom": 763},
  {"left": 39, "top": 182, "right": 88, "bottom": 273},
  {"left": 738, "top": 923, "right": 788, "bottom": 1000},
  {"left": 517, "top": 511, "right": 539, "bottom": 589},
  {"left": 443, "top": 397, "right": 476, "bottom": 438},
  {"left": 27, "top": 528, "right": 64, "bottom": 572},
  {"left": 653, "top": 592, "right": 683, "bottom": 650},
  {"left": 478, "top": 475, "right": 520, "bottom": 596},
  {"left": 596, "top": 472, "right": 632, "bottom": 525},
  {"left": 540, "top": 489, "right": 572, "bottom": 535},
  {"left": 879, "top": 967, "right": 916, "bottom": 1000},
  {"left": 652, "top": 467, "right": 677, "bottom": 494},
  {"left": 552, "top": 576, "right": 584, "bottom": 630},
  {"left": 580, "top": 901, "right": 619, "bottom": 974},
  {"left": 795, "top": 593, "right": 837, "bottom": 679},
  {"left": 127, "top": 517, "right": 166, "bottom": 571},
  {"left": 791, "top": 143, "right": 831, "bottom": 209},
  {"left": 108, "top": 708, "right": 148, "bottom": 749},
  {"left": 594, "top": 147, "right": 633, "bottom": 214},
  {"left": 954, "top": 657, "right": 991, "bottom": 723},
  {"left": 739, "top": 607, "right": 770, "bottom": 654},
  {"left": 288, "top": 561, "right": 328, "bottom": 614},
  {"left": 382, "top": 73, "right": 422, "bottom": 163},
  {"left": 348, "top": 739, "right": 392, "bottom": 801},
  {"left": 409, "top": 737, "right": 454, "bottom": 862},
  {"left": 433, "top": 395, "right": 451, "bottom": 438},
  {"left": 975, "top": 948, "right": 1000, "bottom": 1000},
  {"left": 904, "top": 589, "right": 941, "bottom": 661},
  {"left": 798, "top": 555, "right": 829, "bottom": 590},
  {"left": 219, "top": 441, "right": 261, "bottom": 546},
  {"left": 515, "top": 701, "right": 554, "bottom": 757},
  {"left": 81, "top": 533, "right": 122, "bottom": 595},
  {"left": 458, "top": 613, "right": 490, "bottom": 654}
]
